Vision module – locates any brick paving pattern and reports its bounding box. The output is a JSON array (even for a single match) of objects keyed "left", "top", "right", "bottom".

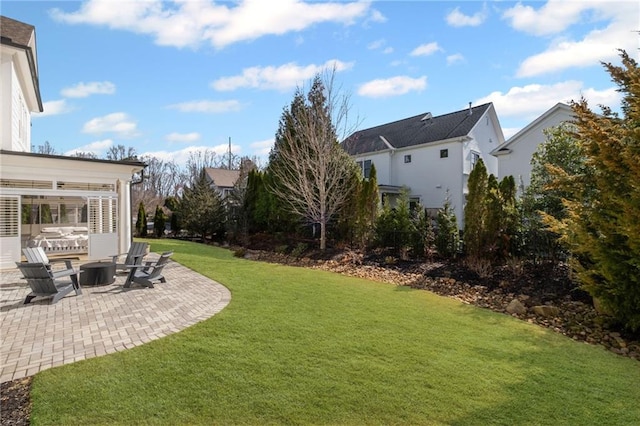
[{"left": 0, "top": 256, "right": 231, "bottom": 383}]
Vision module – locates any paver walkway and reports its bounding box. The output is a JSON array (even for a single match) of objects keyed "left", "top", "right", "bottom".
[{"left": 0, "top": 256, "right": 231, "bottom": 383}]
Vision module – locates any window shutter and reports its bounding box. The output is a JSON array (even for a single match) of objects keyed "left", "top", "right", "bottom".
[{"left": 0, "top": 197, "right": 20, "bottom": 237}]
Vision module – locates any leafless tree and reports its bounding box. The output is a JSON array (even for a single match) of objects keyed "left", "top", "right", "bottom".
[
  {"left": 185, "top": 149, "right": 218, "bottom": 187},
  {"left": 35, "top": 141, "right": 57, "bottom": 155},
  {"left": 268, "top": 70, "right": 360, "bottom": 250}
]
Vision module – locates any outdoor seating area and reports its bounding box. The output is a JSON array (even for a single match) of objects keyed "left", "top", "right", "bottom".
[{"left": 0, "top": 252, "right": 231, "bottom": 383}]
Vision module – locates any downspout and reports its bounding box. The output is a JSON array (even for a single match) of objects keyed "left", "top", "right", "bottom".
[{"left": 130, "top": 167, "right": 144, "bottom": 243}]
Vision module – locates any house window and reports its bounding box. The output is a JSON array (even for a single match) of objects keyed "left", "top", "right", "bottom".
[
  {"left": 404, "top": 155, "right": 412, "bottom": 163},
  {"left": 440, "top": 149, "right": 448, "bottom": 158},
  {"left": 471, "top": 152, "right": 480, "bottom": 170},
  {"left": 357, "top": 159, "right": 373, "bottom": 178}
]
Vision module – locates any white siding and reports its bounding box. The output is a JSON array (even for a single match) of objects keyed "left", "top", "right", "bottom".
[
  {"left": 497, "top": 107, "right": 574, "bottom": 193},
  {"left": 0, "top": 59, "right": 30, "bottom": 152}
]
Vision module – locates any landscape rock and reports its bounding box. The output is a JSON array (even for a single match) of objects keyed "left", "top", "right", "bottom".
[
  {"left": 506, "top": 299, "right": 527, "bottom": 315},
  {"left": 532, "top": 305, "right": 560, "bottom": 318}
]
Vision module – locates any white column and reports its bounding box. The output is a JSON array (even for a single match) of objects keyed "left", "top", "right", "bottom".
[{"left": 119, "top": 179, "right": 131, "bottom": 254}]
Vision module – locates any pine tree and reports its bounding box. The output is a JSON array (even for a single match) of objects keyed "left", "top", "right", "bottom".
[
  {"left": 545, "top": 50, "right": 640, "bottom": 331},
  {"left": 180, "top": 169, "right": 226, "bottom": 241},
  {"left": 354, "top": 163, "right": 379, "bottom": 250}
]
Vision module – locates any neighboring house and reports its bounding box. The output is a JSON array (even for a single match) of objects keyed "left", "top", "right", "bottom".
[
  {"left": 491, "top": 102, "right": 575, "bottom": 195},
  {"left": 204, "top": 167, "right": 240, "bottom": 198},
  {"left": 0, "top": 16, "right": 144, "bottom": 268},
  {"left": 341, "top": 103, "right": 504, "bottom": 227}
]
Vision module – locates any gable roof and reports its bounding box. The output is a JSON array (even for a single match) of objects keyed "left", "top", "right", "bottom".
[
  {"left": 0, "top": 15, "right": 43, "bottom": 112},
  {"left": 491, "top": 102, "right": 574, "bottom": 156},
  {"left": 341, "top": 103, "right": 493, "bottom": 156},
  {"left": 204, "top": 168, "right": 240, "bottom": 188}
]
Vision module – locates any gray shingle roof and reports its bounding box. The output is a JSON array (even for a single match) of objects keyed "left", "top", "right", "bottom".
[
  {"left": 342, "top": 103, "right": 492, "bottom": 156},
  {"left": 0, "top": 16, "right": 34, "bottom": 46},
  {"left": 204, "top": 168, "right": 240, "bottom": 189}
]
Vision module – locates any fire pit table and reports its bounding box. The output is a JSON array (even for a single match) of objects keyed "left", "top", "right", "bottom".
[{"left": 80, "top": 261, "right": 116, "bottom": 286}]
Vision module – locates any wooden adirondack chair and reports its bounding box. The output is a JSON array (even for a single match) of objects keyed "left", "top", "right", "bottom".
[
  {"left": 124, "top": 251, "right": 173, "bottom": 288},
  {"left": 22, "top": 247, "right": 78, "bottom": 281},
  {"left": 16, "top": 262, "right": 82, "bottom": 304},
  {"left": 111, "top": 242, "right": 148, "bottom": 273}
]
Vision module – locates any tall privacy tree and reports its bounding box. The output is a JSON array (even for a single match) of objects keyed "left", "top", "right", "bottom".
[
  {"left": 435, "top": 193, "right": 459, "bottom": 259},
  {"left": 136, "top": 202, "right": 147, "bottom": 237},
  {"left": 180, "top": 169, "right": 226, "bottom": 241},
  {"left": 545, "top": 50, "right": 640, "bottom": 331},
  {"left": 268, "top": 71, "right": 359, "bottom": 250},
  {"left": 463, "top": 159, "right": 488, "bottom": 259},
  {"left": 522, "top": 123, "right": 589, "bottom": 261}
]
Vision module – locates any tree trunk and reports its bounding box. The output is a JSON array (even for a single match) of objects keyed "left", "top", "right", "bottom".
[{"left": 320, "top": 219, "right": 326, "bottom": 251}]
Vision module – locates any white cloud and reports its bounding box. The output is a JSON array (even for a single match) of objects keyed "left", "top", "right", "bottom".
[
  {"left": 367, "top": 9, "right": 387, "bottom": 24},
  {"left": 446, "top": 5, "right": 488, "bottom": 27},
  {"left": 165, "top": 132, "right": 201, "bottom": 143},
  {"left": 34, "top": 100, "right": 73, "bottom": 117},
  {"left": 447, "top": 53, "right": 465, "bottom": 66},
  {"left": 167, "top": 100, "right": 242, "bottom": 113},
  {"left": 357, "top": 76, "right": 427, "bottom": 98},
  {"left": 250, "top": 138, "right": 274, "bottom": 156},
  {"left": 50, "top": 0, "right": 372, "bottom": 49},
  {"left": 61, "top": 81, "right": 115, "bottom": 98},
  {"left": 64, "top": 139, "right": 113, "bottom": 156},
  {"left": 141, "top": 144, "right": 241, "bottom": 166},
  {"left": 367, "top": 39, "right": 385, "bottom": 50},
  {"left": 474, "top": 80, "right": 621, "bottom": 119},
  {"left": 410, "top": 42, "right": 442, "bottom": 57},
  {"left": 502, "top": 1, "right": 589, "bottom": 36},
  {"left": 502, "top": 2, "right": 638, "bottom": 77},
  {"left": 82, "top": 112, "right": 138, "bottom": 137},
  {"left": 211, "top": 59, "right": 354, "bottom": 92}
]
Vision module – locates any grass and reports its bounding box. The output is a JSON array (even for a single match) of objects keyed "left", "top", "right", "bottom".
[{"left": 30, "top": 239, "right": 640, "bottom": 425}]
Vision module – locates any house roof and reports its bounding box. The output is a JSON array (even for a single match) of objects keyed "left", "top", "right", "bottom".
[
  {"left": 341, "top": 103, "right": 493, "bottom": 156},
  {"left": 0, "top": 15, "right": 43, "bottom": 112},
  {"left": 491, "top": 102, "right": 574, "bottom": 156},
  {"left": 204, "top": 168, "right": 240, "bottom": 188}
]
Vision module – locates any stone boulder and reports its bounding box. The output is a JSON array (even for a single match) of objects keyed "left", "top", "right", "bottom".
[
  {"left": 532, "top": 305, "right": 560, "bottom": 318},
  {"left": 506, "top": 299, "right": 527, "bottom": 315}
]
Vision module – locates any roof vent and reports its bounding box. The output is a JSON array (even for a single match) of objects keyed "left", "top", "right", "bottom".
[
  {"left": 421, "top": 112, "right": 432, "bottom": 121},
  {"left": 468, "top": 102, "right": 472, "bottom": 116}
]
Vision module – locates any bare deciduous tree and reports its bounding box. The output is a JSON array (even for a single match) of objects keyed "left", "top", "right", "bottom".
[{"left": 268, "top": 71, "right": 360, "bottom": 250}]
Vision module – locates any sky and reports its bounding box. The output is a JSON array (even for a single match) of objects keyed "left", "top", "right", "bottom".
[{"left": 3, "top": 0, "right": 638, "bottom": 166}]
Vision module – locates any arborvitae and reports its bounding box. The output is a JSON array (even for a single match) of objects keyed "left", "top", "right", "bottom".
[
  {"left": 463, "top": 159, "right": 488, "bottom": 258},
  {"left": 153, "top": 206, "right": 167, "bottom": 238},
  {"left": 545, "top": 50, "right": 640, "bottom": 331},
  {"left": 435, "top": 194, "right": 459, "bottom": 259},
  {"left": 136, "top": 202, "right": 147, "bottom": 237},
  {"left": 354, "top": 163, "right": 379, "bottom": 250}
]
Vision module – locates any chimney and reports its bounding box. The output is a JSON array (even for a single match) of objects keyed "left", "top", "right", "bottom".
[{"left": 468, "top": 102, "right": 472, "bottom": 116}]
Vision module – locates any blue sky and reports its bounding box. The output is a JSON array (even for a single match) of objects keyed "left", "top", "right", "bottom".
[{"left": 3, "top": 0, "right": 638, "bottom": 165}]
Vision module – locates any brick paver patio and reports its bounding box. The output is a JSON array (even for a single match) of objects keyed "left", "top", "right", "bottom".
[{"left": 0, "top": 256, "right": 231, "bottom": 383}]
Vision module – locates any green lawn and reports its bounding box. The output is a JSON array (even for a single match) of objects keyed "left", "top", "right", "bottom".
[{"left": 31, "top": 239, "right": 640, "bottom": 425}]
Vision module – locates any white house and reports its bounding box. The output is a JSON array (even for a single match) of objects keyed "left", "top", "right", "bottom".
[
  {"left": 491, "top": 102, "right": 575, "bottom": 194},
  {"left": 342, "top": 103, "right": 505, "bottom": 226},
  {"left": 204, "top": 167, "right": 240, "bottom": 199},
  {"left": 0, "top": 16, "right": 144, "bottom": 268}
]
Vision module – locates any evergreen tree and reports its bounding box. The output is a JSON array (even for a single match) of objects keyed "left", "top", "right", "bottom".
[
  {"left": 153, "top": 205, "right": 167, "bottom": 238},
  {"left": 164, "top": 196, "right": 181, "bottom": 236},
  {"left": 354, "top": 163, "right": 379, "bottom": 250},
  {"left": 546, "top": 50, "right": 640, "bottom": 330},
  {"left": 435, "top": 193, "right": 460, "bottom": 259},
  {"left": 136, "top": 202, "right": 147, "bottom": 237},
  {"left": 463, "top": 159, "right": 488, "bottom": 258},
  {"left": 521, "top": 123, "right": 587, "bottom": 261},
  {"left": 267, "top": 72, "right": 358, "bottom": 250},
  {"left": 180, "top": 169, "right": 226, "bottom": 241}
]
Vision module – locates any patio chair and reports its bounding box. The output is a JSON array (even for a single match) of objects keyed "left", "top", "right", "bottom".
[
  {"left": 16, "top": 262, "right": 82, "bottom": 304},
  {"left": 124, "top": 251, "right": 173, "bottom": 289},
  {"left": 111, "top": 242, "right": 148, "bottom": 273},
  {"left": 22, "top": 247, "right": 79, "bottom": 281}
]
